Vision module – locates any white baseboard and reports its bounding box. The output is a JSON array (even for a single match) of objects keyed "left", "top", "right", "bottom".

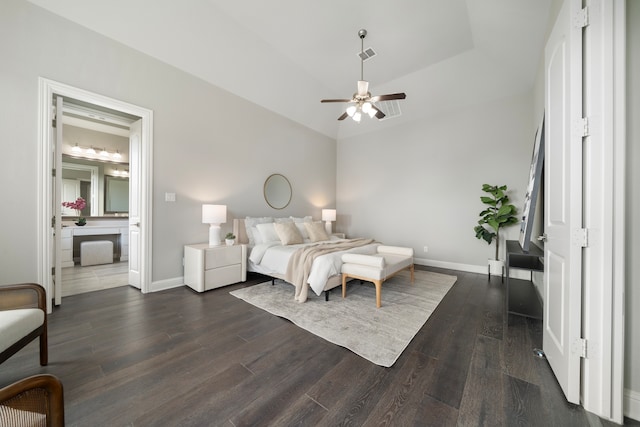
[
  {"left": 413, "top": 258, "right": 533, "bottom": 280},
  {"left": 149, "top": 276, "right": 184, "bottom": 293},
  {"left": 625, "top": 388, "right": 640, "bottom": 422}
]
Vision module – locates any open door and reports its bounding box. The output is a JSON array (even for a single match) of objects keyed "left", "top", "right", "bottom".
[
  {"left": 53, "top": 95, "right": 64, "bottom": 306},
  {"left": 543, "top": 0, "right": 583, "bottom": 404},
  {"left": 128, "top": 119, "right": 142, "bottom": 289}
]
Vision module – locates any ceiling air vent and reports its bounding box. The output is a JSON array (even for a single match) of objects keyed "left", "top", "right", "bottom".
[
  {"left": 377, "top": 100, "right": 402, "bottom": 120},
  {"left": 358, "top": 47, "right": 376, "bottom": 61}
]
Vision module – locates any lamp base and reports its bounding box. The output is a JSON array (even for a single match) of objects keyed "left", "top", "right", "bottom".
[
  {"left": 324, "top": 221, "right": 332, "bottom": 235},
  {"left": 209, "top": 224, "right": 222, "bottom": 246}
]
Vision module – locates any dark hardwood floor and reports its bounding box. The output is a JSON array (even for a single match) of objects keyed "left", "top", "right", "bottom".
[{"left": 1, "top": 267, "right": 637, "bottom": 426}]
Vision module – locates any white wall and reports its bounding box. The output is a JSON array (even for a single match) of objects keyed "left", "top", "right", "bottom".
[
  {"left": 337, "top": 93, "right": 534, "bottom": 269},
  {"left": 625, "top": 0, "right": 640, "bottom": 413},
  {"left": 0, "top": 0, "right": 336, "bottom": 285}
]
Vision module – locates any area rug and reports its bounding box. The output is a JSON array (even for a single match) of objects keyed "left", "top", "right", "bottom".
[{"left": 229, "top": 269, "right": 457, "bottom": 367}]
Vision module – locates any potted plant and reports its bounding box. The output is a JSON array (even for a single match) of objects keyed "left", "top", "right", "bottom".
[
  {"left": 62, "top": 197, "right": 87, "bottom": 226},
  {"left": 473, "top": 184, "right": 518, "bottom": 276},
  {"left": 225, "top": 232, "right": 236, "bottom": 246}
]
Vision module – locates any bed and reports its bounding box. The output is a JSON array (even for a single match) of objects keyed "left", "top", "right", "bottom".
[{"left": 233, "top": 217, "right": 379, "bottom": 302}]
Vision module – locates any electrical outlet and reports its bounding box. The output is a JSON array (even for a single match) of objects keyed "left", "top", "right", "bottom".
[
  {"left": 423, "top": 246, "right": 429, "bottom": 253},
  {"left": 165, "top": 192, "right": 176, "bottom": 202}
]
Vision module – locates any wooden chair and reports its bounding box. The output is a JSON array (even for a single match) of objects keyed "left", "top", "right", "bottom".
[
  {"left": 0, "top": 374, "right": 64, "bottom": 427},
  {"left": 0, "top": 283, "right": 48, "bottom": 366}
]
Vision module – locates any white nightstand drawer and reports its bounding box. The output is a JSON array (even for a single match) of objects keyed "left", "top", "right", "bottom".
[
  {"left": 204, "top": 264, "right": 242, "bottom": 290},
  {"left": 205, "top": 245, "right": 242, "bottom": 269}
]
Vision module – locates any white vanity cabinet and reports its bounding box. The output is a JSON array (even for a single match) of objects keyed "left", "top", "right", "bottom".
[
  {"left": 183, "top": 243, "right": 247, "bottom": 292},
  {"left": 61, "top": 228, "right": 74, "bottom": 268},
  {"left": 60, "top": 223, "right": 129, "bottom": 266}
]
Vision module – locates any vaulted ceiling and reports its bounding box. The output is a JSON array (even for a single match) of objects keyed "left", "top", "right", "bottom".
[{"left": 28, "top": 0, "right": 554, "bottom": 139}]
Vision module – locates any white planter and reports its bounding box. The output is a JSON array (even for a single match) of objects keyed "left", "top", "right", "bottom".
[
  {"left": 225, "top": 239, "right": 235, "bottom": 246},
  {"left": 488, "top": 259, "right": 504, "bottom": 276}
]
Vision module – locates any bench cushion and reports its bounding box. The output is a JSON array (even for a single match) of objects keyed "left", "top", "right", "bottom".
[
  {"left": 0, "top": 309, "right": 44, "bottom": 353},
  {"left": 341, "top": 246, "right": 414, "bottom": 281}
]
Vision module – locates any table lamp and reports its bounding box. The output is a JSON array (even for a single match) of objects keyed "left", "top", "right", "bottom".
[
  {"left": 202, "top": 204, "right": 227, "bottom": 246},
  {"left": 322, "top": 209, "right": 336, "bottom": 235}
]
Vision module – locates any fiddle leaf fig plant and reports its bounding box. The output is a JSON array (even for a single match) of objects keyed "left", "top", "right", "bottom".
[{"left": 474, "top": 184, "right": 519, "bottom": 260}]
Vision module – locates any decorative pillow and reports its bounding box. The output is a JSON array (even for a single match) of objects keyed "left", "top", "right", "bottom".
[
  {"left": 274, "top": 222, "right": 303, "bottom": 245},
  {"left": 291, "top": 216, "right": 312, "bottom": 239},
  {"left": 305, "top": 221, "right": 329, "bottom": 242},
  {"left": 244, "top": 217, "right": 273, "bottom": 245},
  {"left": 256, "top": 222, "right": 280, "bottom": 243}
]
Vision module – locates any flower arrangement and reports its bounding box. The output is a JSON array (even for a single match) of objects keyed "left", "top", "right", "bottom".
[{"left": 62, "top": 197, "right": 87, "bottom": 226}]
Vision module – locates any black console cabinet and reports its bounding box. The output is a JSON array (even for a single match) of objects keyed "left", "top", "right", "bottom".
[{"left": 505, "top": 240, "right": 543, "bottom": 323}]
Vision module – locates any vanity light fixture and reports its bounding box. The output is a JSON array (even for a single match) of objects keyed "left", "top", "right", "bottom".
[
  {"left": 202, "top": 204, "right": 227, "bottom": 246},
  {"left": 322, "top": 209, "right": 336, "bottom": 234},
  {"left": 67, "top": 144, "right": 125, "bottom": 162}
]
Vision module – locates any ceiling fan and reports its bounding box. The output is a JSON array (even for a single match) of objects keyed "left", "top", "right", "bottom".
[{"left": 321, "top": 29, "right": 406, "bottom": 122}]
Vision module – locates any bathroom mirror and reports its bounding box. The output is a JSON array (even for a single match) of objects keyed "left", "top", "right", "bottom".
[
  {"left": 264, "top": 173, "right": 292, "bottom": 210},
  {"left": 61, "top": 155, "right": 129, "bottom": 217},
  {"left": 104, "top": 175, "right": 129, "bottom": 213}
]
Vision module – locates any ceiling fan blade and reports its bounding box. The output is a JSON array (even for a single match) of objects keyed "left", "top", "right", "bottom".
[
  {"left": 370, "top": 104, "right": 386, "bottom": 120},
  {"left": 321, "top": 99, "right": 353, "bottom": 103},
  {"left": 370, "top": 92, "right": 406, "bottom": 102},
  {"left": 337, "top": 112, "right": 349, "bottom": 121}
]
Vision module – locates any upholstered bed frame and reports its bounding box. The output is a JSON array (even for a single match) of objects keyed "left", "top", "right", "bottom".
[{"left": 233, "top": 218, "right": 344, "bottom": 300}]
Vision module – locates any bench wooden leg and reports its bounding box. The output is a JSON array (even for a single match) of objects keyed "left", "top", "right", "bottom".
[
  {"left": 410, "top": 264, "right": 414, "bottom": 283},
  {"left": 374, "top": 279, "right": 382, "bottom": 308},
  {"left": 342, "top": 274, "right": 347, "bottom": 298},
  {"left": 40, "top": 333, "right": 48, "bottom": 366}
]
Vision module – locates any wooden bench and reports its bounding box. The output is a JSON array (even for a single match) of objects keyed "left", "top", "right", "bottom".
[{"left": 341, "top": 245, "right": 414, "bottom": 308}]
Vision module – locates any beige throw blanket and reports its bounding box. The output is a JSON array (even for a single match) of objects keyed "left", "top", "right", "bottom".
[{"left": 285, "top": 238, "right": 375, "bottom": 303}]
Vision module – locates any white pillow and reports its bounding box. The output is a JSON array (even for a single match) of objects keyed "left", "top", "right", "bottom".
[
  {"left": 256, "top": 222, "right": 280, "bottom": 243},
  {"left": 244, "top": 217, "right": 273, "bottom": 245},
  {"left": 305, "top": 221, "right": 329, "bottom": 242},
  {"left": 274, "top": 222, "right": 303, "bottom": 245},
  {"left": 274, "top": 217, "right": 294, "bottom": 223}
]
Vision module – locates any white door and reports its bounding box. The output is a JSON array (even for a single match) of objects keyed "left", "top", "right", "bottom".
[
  {"left": 543, "top": 0, "right": 583, "bottom": 404},
  {"left": 53, "top": 95, "right": 64, "bottom": 306},
  {"left": 128, "top": 119, "right": 142, "bottom": 289}
]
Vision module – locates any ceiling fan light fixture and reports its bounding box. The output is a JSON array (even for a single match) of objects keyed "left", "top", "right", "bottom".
[
  {"left": 353, "top": 111, "right": 362, "bottom": 122},
  {"left": 361, "top": 102, "right": 372, "bottom": 113},
  {"left": 346, "top": 105, "right": 357, "bottom": 117}
]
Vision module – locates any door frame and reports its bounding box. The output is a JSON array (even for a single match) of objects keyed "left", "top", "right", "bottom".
[{"left": 37, "top": 77, "right": 154, "bottom": 312}]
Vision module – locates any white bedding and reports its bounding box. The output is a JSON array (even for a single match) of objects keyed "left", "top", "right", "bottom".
[{"left": 248, "top": 237, "right": 379, "bottom": 296}]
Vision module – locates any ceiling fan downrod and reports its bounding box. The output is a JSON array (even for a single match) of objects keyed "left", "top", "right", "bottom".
[{"left": 358, "top": 28, "right": 367, "bottom": 82}]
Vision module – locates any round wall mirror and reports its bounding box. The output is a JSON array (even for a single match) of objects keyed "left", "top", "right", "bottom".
[{"left": 264, "top": 174, "right": 292, "bottom": 210}]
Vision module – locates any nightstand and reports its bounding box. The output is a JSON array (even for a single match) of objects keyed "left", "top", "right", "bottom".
[{"left": 183, "top": 243, "right": 246, "bottom": 292}]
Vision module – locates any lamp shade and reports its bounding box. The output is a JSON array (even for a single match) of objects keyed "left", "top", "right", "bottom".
[
  {"left": 202, "top": 204, "right": 226, "bottom": 224},
  {"left": 322, "top": 209, "right": 336, "bottom": 222}
]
